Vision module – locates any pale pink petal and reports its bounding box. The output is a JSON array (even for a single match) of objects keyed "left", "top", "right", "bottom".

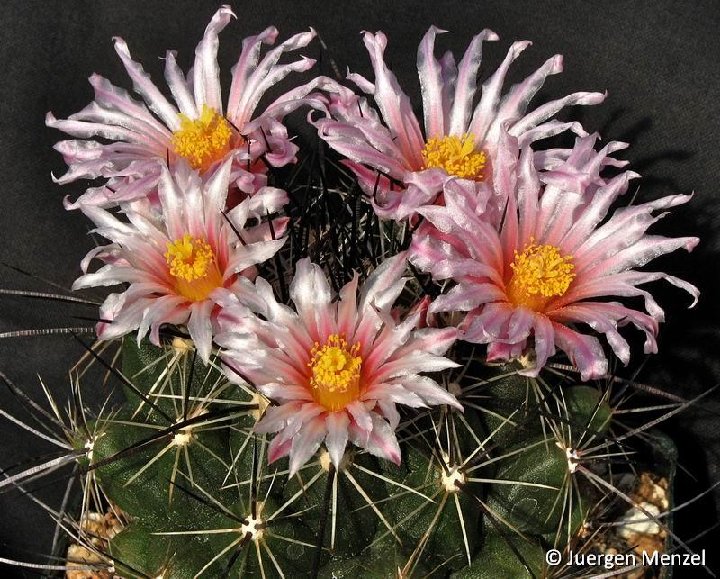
[
  {"left": 315, "top": 119, "right": 409, "bottom": 178},
  {"left": 138, "top": 294, "right": 188, "bottom": 344},
  {"left": 96, "top": 296, "right": 152, "bottom": 341},
  {"left": 46, "top": 112, "right": 151, "bottom": 145},
  {"left": 468, "top": 40, "right": 531, "bottom": 144},
  {"left": 362, "top": 414, "right": 401, "bottom": 465},
  {"left": 72, "top": 264, "right": 152, "bottom": 289},
  {"left": 227, "top": 26, "right": 279, "bottom": 123},
  {"left": 502, "top": 54, "right": 563, "bottom": 119},
  {"left": 255, "top": 402, "right": 304, "bottom": 434},
  {"left": 559, "top": 171, "right": 639, "bottom": 254},
  {"left": 193, "top": 6, "right": 234, "bottom": 112},
  {"left": 229, "top": 28, "right": 317, "bottom": 129},
  {"left": 258, "top": 383, "right": 313, "bottom": 404},
  {"left": 358, "top": 251, "right": 408, "bottom": 313},
  {"left": 584, "top": 235, "right": 699, "bottom": 279},
  {"left": 449, "top": 29, "right": 498, "bottom": 135},
  {"left": 187, "top": 300, "right": 214, "bottom": 363},
  {"left": 337, "top": 273, "right": 359, "bottom": 339},
  {"left": 551, "top": 304, "right": 631, "bottom": 364},
  {"left": 524, "top": 314, "right": 556, "bottom": 377},
  {"left": 275, "top": 404, "right": 325, "bottom": 447},
  {"left": 516, "top": 145, "right": 542, "bottom": 245},
  {"left": 417, "top": 26, "right": 448, "bottom": 138},
  {"left": 326, "top": 413, "right": 350, "bottom": 468},
  {"left": 461, "top": 303, "right": 514, "bottom": 343},
  {"left": 88, "top": 74, "right": 170, "bottom": 140},
  {"left": 157, "top": 165, "right": 185, "bottom": 240},
  {"left": 246, "top": 186, "right": 289, "bottom": 216},
  {"left": 347, "top": 401, "right": 374, "bottom": 436},
  {"left": 65, "top": 172, "right": 159, "bottom": 210},
  {"left": 164, "top": 50, "right": 197, "bottom": 117},
  {"left": 113, "top": 37, "right": 180, "bottom": 131},
  {"left": 377, "top": 399, "right": 401, "bottom": 430},
  {"left": 394, "top": 375, "right": 462, "bottom": 410},
  {"left": 362, "top": 311, "right": 420, "bottom": 372},
  {"left": 289, "top": 416, "right": 328, "bottom": 476},
  {"left": 372, "top": 353, "right": 458, "bottom": 385},
  {"left": 430, "top": 283, "right": 505, "bottom": 313},
  {"left": 393, "top": 326, "right": 457, "bottom": 358},
  {"left": 203, "top": 157, "right": 232, "bottom": 216},
  {"left": 507, "top": 308, "right": 535, "bottom": 344},
  {"left": 552, "top": 323, "right": 608, "bottom": 381},
  {"left": 290, "top": 258, "right": 332, "bottom": 311},
  {"left": 509, "top": 91, "right": 606, "bottom": 138},
  {"left": 267, "top": 435, "right": 293, "bottom": 464},
  {"left": 364, "top": 383, "right": 427, "bottom": 408},
  {"left": 225, "top": 239, "right": 287, "bottom": 277},
  {"left": 68, "top": 103, "right": 168, "bottom": 149},
  {"left": 517, "top": 120, "right": 589, "bottom": 148},
  {"left": 362, "top": 31, "right": 425, "bottom": 167},
  {"left": 347, "top": 71, "right": 374, "bottom": 94}
]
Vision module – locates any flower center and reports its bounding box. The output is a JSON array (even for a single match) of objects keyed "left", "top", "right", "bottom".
[
  {"left": 171, "top": 105, "right": 233, "bottom": 172},
  {"left": 165, "top": 234, "right": 223, "bottom": 302},
  {"left": 421, "top": 134, "right": 486, "bottom": 180},
  {"left": 308, "top": 334, "right": 362, "bottom": 412},
  {"left": 506, "top": 241, "right": 575, "bottom": 311}
]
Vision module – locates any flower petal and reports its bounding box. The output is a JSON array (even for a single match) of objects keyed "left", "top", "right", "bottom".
[
  {"left": 326, "top": 412, "right": 350, "bottom": 468},
  {"left": 289, "top": 416, "right": 327, "bottom": 476}
]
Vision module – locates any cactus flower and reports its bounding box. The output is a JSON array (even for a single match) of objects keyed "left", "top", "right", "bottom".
[
  {"left": 47, "top": 6, "right": 316, "bottom": 209},
  {"left": 314, "top": 26, "right": 604, "bottom": 221},
  {"left": 410, "top": 132, "right": 699, "bottom": 380},
  {"left": 216, "top": 253, "right": 461, "bottom": 476},
  {"left": 72, "top": 160, "right": 288, "bottom": 362}
]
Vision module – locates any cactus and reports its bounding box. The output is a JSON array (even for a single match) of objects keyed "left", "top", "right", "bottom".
[
  {"left": 0, "top": 137, "right": 694, "bottom": 579},
  {"left": 17, "top": 160, "right": 668, "bottom": 576},
  {"left": 47, "top": 323, "right": 675, "bottom": 578},
  {"left": 0, "top": 140, "right": 693, "bottom": 579},
  {"left": 0, "top": 13, "right": 702, "bottom": 578}
]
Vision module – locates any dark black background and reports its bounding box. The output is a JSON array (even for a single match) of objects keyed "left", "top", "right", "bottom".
[{"left": 1, "top": 1, "right": 719, "bottom": 576}]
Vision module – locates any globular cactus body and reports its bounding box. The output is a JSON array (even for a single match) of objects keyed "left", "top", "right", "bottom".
[{"left": 84, "top": 337, "right": 640, "bottom": 579}]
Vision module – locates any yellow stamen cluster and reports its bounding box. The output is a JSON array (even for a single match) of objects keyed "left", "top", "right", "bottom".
[
  {"left": 165, "top": 234, "right": 223, "bottom": 302},
  {"left": 171, "top": 105, "right": 233, "bottom": 172},
  {"left": 166, "top": 234, "right": 214, "bottom": 281},
  {"left": 308, "top": 334, "right": 363, "bottom": 412},
  {"left": 507, "top": 241, "right": 575, "bottom": 311},
  {"left": 421, "top": 134, "right": 486, "bottom": 180}
]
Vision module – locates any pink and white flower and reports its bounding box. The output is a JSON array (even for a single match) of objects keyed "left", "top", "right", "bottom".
[
  {"left": 410, "top": 132, "right": 699, "bottom": 380},
  {"left": 314, "top": 26, "right": 604, "bottom": 221},
  {"left": 216, "top": 253, "right": 461, "bottom": 475},
  {"left": 72, "top": 160, "right": 287, "bottom": 362},
  {"left": 47, "top": 6, "right": 316, "bottom": 210}
]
